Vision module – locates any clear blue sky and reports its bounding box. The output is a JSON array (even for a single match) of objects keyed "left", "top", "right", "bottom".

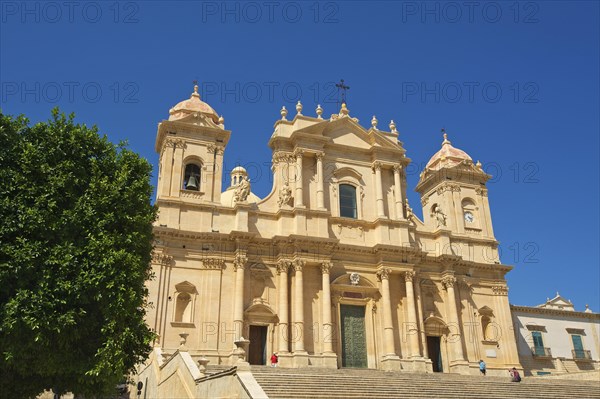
[{"left": 2, "top": 1, "right": 598, "bottom": 310}]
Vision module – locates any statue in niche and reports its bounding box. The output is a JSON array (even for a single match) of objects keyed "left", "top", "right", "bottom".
[
  {"left": 278, "top": 181, "right": 293, "bottom": 207},
  {"left": 432, "top": 204, "right": 447, "bottom": 227},
  {"left": 234, "top": 176, "right": 251, "bottom": 203}
]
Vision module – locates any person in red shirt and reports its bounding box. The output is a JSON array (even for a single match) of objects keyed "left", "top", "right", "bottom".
[{"left": 270, "top": 353, "right": 278, "bottom": 367}]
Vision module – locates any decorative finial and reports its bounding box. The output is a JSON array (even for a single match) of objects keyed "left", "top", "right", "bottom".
[
  {"left": 280, "top": 106, "right": 288, "bottom": 120},
  {"left": 192, "top": 80, "right": 200, "bottom": 98},
  {"left": 316, "top": 104, "right": 323, "bottom": 119},
  {"left": 476, "top": 160, "right": 482, "bottom": 169},
  {"left": 371, "top": 115, "right": 378, "bottom": 129},
  {"left": 389, "top": 120, "right": 397, "bottom": 133},
  {"left": 218, "top": 115, "right": 224, "bottom": 126},
  {"left": 296, "top": 101, "right": 303, "bottom": 115},
  {"left": 441, "top": 128, "right": 450, "bottom": 144},
  {"left": 340, "top": 102, "right": 349, "bottom": 116}
]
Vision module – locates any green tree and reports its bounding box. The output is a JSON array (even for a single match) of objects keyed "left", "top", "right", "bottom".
[{"left": 0, "top": 109, "right": 157, "bottom": 398}]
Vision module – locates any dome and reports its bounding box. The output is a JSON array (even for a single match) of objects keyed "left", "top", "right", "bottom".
[
  {"left": 168, "top": 85, "right": 220, "bottom": 123},
  {"left": 220, "top": 188, "right": 261, "bottom": 207},
  {"left": 425, "top": 133, "right": 472, "bottom": 170},
  {"left": 220, "top": 167, "right": 261, "bottom": 206},
  {"left": 231, "top": 166, "right": 247, "bottom": 174}
]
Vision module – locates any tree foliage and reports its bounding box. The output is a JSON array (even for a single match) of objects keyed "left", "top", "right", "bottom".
[{"left": 0, "top": 109, "right": 157, "bottom": 398}]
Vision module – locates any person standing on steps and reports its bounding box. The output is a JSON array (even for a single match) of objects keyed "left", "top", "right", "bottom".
[
  {"left": 270, "top": 353, "right": 278, "bottom": 367},
  {"left": 509, "top": 367, "right": 521, "bottom": 382},
  {"left": 479, "top": 360, "right": 486, "bottom": 376}
]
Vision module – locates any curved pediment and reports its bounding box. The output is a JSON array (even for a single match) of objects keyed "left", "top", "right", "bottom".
[
  {"left": 332, "top": 166, "right": 363, "bottom": 181},
  {"left": 244, "top": 303, "right": 278, "bottom": 323}
]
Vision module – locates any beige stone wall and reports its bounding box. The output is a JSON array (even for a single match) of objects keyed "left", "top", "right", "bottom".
[{"left": 145, "top": 99, "right": 521, "bottom": 375}]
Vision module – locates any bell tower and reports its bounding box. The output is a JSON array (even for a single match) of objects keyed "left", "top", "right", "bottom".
[
  {"left": 415, "top": 131, "right": 495, "bottom": 239},
  {"left": 154, "top": 85, "right": 230, "bottom": 228}
]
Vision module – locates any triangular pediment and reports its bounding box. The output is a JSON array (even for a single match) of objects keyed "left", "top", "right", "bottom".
[
  {"left": 538, "top": 293, "right": 575, "bottom": 311},
  {"left": 320, "top": 118, "right": 399, "bottom": 150}
]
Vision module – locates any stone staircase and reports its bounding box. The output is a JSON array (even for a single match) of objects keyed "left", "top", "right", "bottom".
[{"left": 250, "top": 366, "right": 600, "bottom": 399}]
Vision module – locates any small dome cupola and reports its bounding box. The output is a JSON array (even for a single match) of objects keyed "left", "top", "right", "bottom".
[
  {"left": 168, "top": 84, "right": 220, "bottom": 123},
  {"left": 220, "top": 166, "right": 262, "bottom": 206},
  {"left": 425, "top": 130, "right": 473, "bottom": 171},
  {"left": 230, "top": 166, "right": 248, "bottom": 187}
]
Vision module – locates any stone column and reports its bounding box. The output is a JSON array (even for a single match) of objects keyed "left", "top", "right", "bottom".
[
  {"left": 295, "top": 150, "right": 304, "bottom": 207},
  {"left": 414, "top": 278, "right": 428, "bottom": 358},
  {"left": 393, "top": 165, "right": 404, "bottom": 220},
  {"left": 233, "top": 253, "right": 248, "bottom": 339},
  {"left": 321, "top": 261, "right": 333, "bottom": 353},
  {"left": 316, "top": 152, "right": 325, "bottom": 209},
  {"left": 377, "top": 267, "right": 396, "bottom": 356},
  {"left": 276, "top": 260, "right": 290, "bottom": 354},
  {"left": 442, "top": 274, "right": 465, "bottom": 362},
  {"left": 170, "top": 139, "right": 186, "bottom": 197},
  {"left": 373, "top": 162, "right": 386, "bottom": 218},
  {"left": 404, "top": 271, "right": 421, "bottom": 357},
  {"left": 293, "top": 260, "right": 306, "bottom": 353},
  {"left": 159, "top": 139, "right": 175, "bottom": 197}
]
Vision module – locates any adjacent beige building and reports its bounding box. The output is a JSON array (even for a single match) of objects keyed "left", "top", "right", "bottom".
[
  {"left": 146, "top": 85, "right": 522, "bottom": 376},
  {"left": 512, "top": 294, "right": 600, "bottom": 376}
]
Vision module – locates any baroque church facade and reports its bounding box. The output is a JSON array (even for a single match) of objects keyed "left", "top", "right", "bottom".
[{"left": 147, "top": 85, "right": 521, "bottom": 375}]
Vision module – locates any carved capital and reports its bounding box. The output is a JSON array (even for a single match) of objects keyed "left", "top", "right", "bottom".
[
  {"left": 404, "top": 271, "right": 416, "bottom": 283},
  {"left": 234, "top": 254, "right": 248, "bottom": 271},
  {"left": 372, "top": 161, "right": 382, "bottom": 172},
  {"left": 152, "top": 252, "right": 173, "bottom": 266},
  {"left": 315, "top": 152, "right": 325, "bottom": 161},
  {"left": 376, "top": 267, "right": 392, "bottom": 281},
  {"left": 441, "top": 275, "right": 457, "bottom": 289},
  {"left": 293, "top": 259, "right": 305, "bottom": 272},
  {"left": 436, "top": 182, "right": 461, "bottom": 195},
  {"left": 393, "top": 164, "right": 402, "bottom": 174},
  {"left": 294, "top": 149, "right": 304, "bottom": 159},
  {"left": 320, "top": 261, "right": 333, "bottom": 274},
  {"left": 276, "top": 259, "right": 291, "bottom": 274},
  {"left": 165, "top": 137, "right": 186, "bottom": 149},
  {"left": 206, "top": 143, "right": 224, "bottom": 155},
  {"left": 492, "top": 285, "right": 509, "bottom": 296},
  {"left": 203, "top": 258, "right": 225, "bottom": 269},
  {"left": 476, "top": 187, "right": 488, "bottom": 197},
  {"left": 421, "top": 196, "right": 429, "bottom": 207}
]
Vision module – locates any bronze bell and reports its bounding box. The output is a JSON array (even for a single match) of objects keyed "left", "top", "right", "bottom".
[{"left": 186, "top": 175, "right": 198, "bottom": 190}]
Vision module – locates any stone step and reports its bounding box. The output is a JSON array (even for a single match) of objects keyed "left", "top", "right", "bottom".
[{"left": 250, "top": 367, "right": 600, "bottom": 399}]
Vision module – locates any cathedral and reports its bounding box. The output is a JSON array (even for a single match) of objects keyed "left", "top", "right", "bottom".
[{"left": 146, "top": 84, "right": 521, "bottom": 376}]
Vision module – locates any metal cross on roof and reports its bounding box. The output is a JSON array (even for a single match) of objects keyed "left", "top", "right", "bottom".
[{"left": 335, "top": 79, "right": 350, "bottom": 105}]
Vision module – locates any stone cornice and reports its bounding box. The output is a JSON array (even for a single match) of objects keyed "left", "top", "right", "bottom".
[
  {"left": 510, "top": 305, "right": 600, "bottom": 320},
  {"left": 154, "top": 226, "right": 511, "bottom": 273},
  {"left": 155, "top": 119, "right": 230, "bottom": 153}
]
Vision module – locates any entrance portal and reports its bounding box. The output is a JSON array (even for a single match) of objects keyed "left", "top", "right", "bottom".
[
  {"left": 426, "top": 336, "right": 443, "bottom": 372},
  {"left": 248, "top": 325, "right": 268, "bottom": 365},
  {"left": 340, "top": 305, "right": 367, "bottom": 368}
]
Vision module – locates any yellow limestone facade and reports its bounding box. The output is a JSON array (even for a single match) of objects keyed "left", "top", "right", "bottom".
[{"left": 146, "top": 86, "right": 522, "bottom": 376}]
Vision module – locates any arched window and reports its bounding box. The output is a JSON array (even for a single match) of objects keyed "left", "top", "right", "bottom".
[
  {"left": 339, "top": 184, "right": 357, "bottom": 219},
  {"left": 183, "top": 164, "right": 201, "bottom": 191},
  {"left": 174, "top": 292, "right": 192, "bottom": 323}
]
